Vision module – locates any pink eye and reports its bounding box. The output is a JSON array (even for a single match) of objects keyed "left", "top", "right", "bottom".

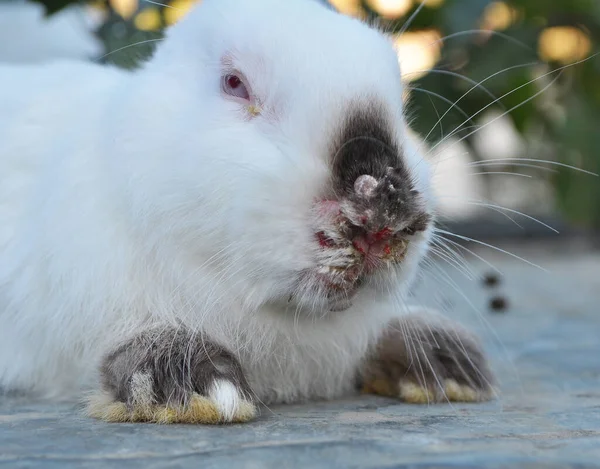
[{"left": 222, "top": 73, "right": 250, "bottom": 101}]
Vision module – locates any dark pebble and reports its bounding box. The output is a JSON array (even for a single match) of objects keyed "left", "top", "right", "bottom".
[
  {"left": 483, "top": 272, "right": 501, "bottom": 288},
  {"left": 490, "top": 296, "right": 508, "bottom": 312}
]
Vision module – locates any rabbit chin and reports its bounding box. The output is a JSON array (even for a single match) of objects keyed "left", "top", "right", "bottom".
[{"left": 270, "top": 231, "right": 432, "bottom": 319}]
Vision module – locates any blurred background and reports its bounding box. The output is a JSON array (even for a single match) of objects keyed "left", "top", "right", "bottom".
[{"left": 0, "top": 0, "right": 598, "bottom": 240}]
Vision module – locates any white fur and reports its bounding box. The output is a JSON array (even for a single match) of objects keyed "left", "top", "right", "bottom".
[
  {"left": 209, "top": 379, "right": 246, "bottom": 422},
  {"left": 0, "top": 0, "right": 435, "bottom": 403}
]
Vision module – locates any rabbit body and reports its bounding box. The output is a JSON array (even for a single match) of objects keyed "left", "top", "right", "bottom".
[{"left": 0, "top": 1, "right": 472, "bottom": 414}]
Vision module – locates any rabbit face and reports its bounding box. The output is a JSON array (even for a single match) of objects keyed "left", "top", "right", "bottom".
[{"left": 133, "top": 0, "right": 435, "bottom": 317}]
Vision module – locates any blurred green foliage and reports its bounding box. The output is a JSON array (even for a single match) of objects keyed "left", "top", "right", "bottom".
[
  {"left": 388, "top": 0, "right": 600, "bottom": 228},
  {"left": 30, "top": 0, "right": 78, "bottom": 15},
  {"left": 31, "top": 0, "right": 600, "bottom": 228}
]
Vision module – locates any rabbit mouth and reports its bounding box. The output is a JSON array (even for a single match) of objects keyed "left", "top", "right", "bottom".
[
  {"left": 285, "top": 234, "right": 409, "bottom": 315},
  {"left": 311, "top": 198, "right": 411, "bottom": 295},
  {"left": 313, "top": 235, "right": 409, "bottom": 290},
  {"left": 294, "top": 230, "right": 410, "bottom": 312},
  {"left": 286, "top": 191, "right": 419, "bottom": 314}
]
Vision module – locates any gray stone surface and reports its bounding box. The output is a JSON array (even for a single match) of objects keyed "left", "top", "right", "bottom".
[{"left": 1, "top": 239, "right": 599, "bottom": 468}]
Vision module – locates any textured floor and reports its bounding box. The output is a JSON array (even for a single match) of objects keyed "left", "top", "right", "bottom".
[{"left": 1, "top": 238, "right": 599, "bottom": 468}]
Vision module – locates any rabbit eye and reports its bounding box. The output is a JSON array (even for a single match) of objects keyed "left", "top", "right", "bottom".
[{"left": 222, "top": 73, "right": 250, "bottom": 101}]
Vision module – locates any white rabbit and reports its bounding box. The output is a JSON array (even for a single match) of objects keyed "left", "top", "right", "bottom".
[{"left": 0, "top": 0, "right": 493, "bottom": 423}]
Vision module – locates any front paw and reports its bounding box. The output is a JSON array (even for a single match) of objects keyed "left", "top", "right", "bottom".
[
  {"left": 87, "top": 325, "right": 257, "bottom": 424},
  {"left": 360, "top": 314, "right": 496, "bottom": 404}
]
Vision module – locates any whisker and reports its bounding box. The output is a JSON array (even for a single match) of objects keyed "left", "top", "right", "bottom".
[
  {"left": 404, "top": 320, "right": 431, "bottom": 403},
  {"left": 428, "top": 70, "right": 564, "bottom": 161},
  {"left": 431, "top": 234, "right": 503, "bottom": 274},
  {"left": 433, "top": 229, "right": 548, "bottom": 271},
  {"left": 467, "top": 161, "right": 559, "bottom": 174},
  {"left": 426, "top": 93, "right": 445, "bottom": 143},
  {"left": 331, "top": 135, "right": 398, "bottom": 164},
  {"left": 406, "top": 86, "right": 475, "bottom": 123},
  {"left": 430, "top": 235, "right": 478, "bottom": 277},
  {"left": 99, "top": 39, "right": 165, "bottom": 60},
  {"left": 433, "top": 195, "right": 525, "bottom": 229},
  {"left": 468, "top": 171, "right": 532, "bottom": 178},
  {"left": 414, "top": 61, "right": 539, "bottom": 149},
  {"left": 143, "top": 0, "right": 181, "bottom": 9},
  {"left": 390, "top": 289, "right": 455, "bottom": 406},
  {"left": 460, "top": 201, "right": 559, "bottom": 234},
  {"left": 431, "top": 30, "right": 535, "bottom": 53},
  {"left": 467, "top": 158, "right": 598, "bottom": 176},
  {"left": 404, "top": 69, "right": 505, "bottom": 109},
  {"left": 429, "top": 51, "right": 600, "bottom": 156},
  {"left": 420, "top": 262, "right": 514, "bottom": 397},
  {"left": 398, "top": 0, "right": 428, "bottom": 37},
  {"left": 429, "top": 247, "right": 475, "bottom": 280}
]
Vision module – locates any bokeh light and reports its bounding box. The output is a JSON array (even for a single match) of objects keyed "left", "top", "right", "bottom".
[
  {"left": 394, "top": 29, "right": 442, "bottom": 81},
  {"left": 163, "top": 0, "right": 199, "bottom": 26},
  {"left": 109, "top": 0, "right": 138, "bottom": 20},
  {"left": 134, "top": 7, "right": 161, "bottom": 31},
  {"left": 366, "top": 0, "right": 413, "bottom": 19},
  {"left": 328, "top": 0, "right": 364, "bottom": 18},
  {"left": 538, "top": 26, "right": 592, "bottom": 65},
  {"left": 480, "top": 1, "right": 518, "bottom": 31}
]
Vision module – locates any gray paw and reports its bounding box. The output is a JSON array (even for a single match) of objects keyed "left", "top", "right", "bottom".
[
  {"left": 87, "top": 325, "right": 257, "bottom": 424},
  {"left": 361, "top": 314, "right": 496, "bottom": 403}
]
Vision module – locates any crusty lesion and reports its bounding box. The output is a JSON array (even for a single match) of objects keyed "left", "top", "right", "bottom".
[
  {"left": 86, "top": 324, "right": 257, "bottom": 424},
  {"left": 359, "top": 313, "right": 496, "bottom": 404}
]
